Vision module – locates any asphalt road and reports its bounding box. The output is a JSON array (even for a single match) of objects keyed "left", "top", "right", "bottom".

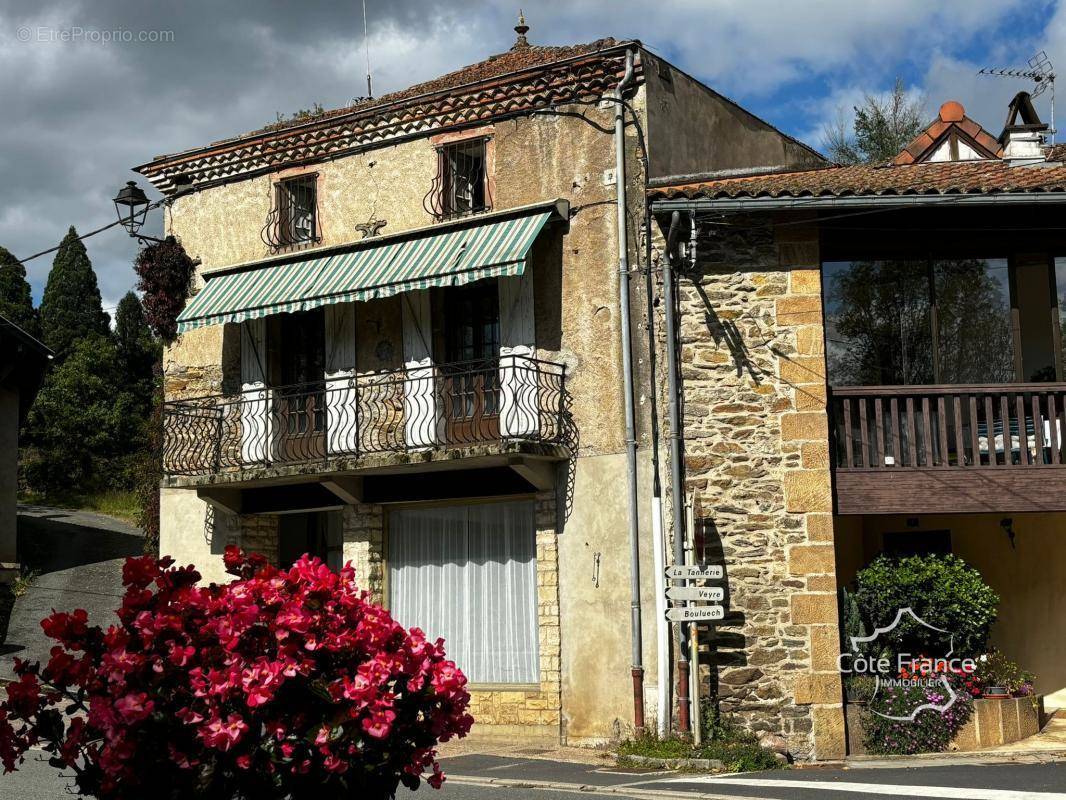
[
  {"left": 0, "top": 505, "right": 144, "bottom": 681},
  {"left": 3, "top": 755, "right": 1066, "bottom": 799}
]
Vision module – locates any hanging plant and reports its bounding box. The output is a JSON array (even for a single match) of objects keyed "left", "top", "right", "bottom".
[{"left": 133, "top": 236, "right": 195, "bottom": 346}]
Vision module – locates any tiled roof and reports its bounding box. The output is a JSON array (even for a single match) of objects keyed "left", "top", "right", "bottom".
[
  {"left": 136, "top": 39, "right": 635, "bottom": 193},
  {"left": 648, "top": 159, "right": 1066, "bottom": 202},
  {"left": 892, "top": 100, "right": 1001, "bottom": 165}
]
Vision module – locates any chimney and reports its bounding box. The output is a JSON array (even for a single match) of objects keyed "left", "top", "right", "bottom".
[
  {"left": 1000, "top": 91, "right": 1048, "bottom": 165},
  {"left": 512, "top": 10, "right": 530, "bottom": 50}
]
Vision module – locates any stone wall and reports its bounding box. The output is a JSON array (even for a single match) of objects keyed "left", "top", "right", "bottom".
[
  {"left": 672, "top": 213, "right": 844, "bottom": 760},
  {"left": 238, "top": 514, "right": 279, "bottom": 565},
  {"left": 342, "top": 504, "right": 385, "bottom": 601}
]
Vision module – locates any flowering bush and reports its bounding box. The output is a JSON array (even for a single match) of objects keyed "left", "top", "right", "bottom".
[
  {"left": 0, "top": 548, "right": 472, "bottom": 799},
  {"left": 973, "top": 650, "right": 1035, "bottom": 697},
  {"left": 861, "top": 664, "right": 974, "bottom": 755}
]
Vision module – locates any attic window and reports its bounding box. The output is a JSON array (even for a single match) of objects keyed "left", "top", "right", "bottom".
[
  {"left": 271, "top": 174, "right": 319, "bottom": 250},
  {"left": 436, "top": 139, "right": 489, "bottom": 220}
]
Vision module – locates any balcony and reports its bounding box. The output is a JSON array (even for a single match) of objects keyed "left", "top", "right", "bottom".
[
  {"left": 163, "top": 356, "right": 570, "bottom": 485},
  {"left": 829, "top": 383, "right": 1066, "bottom": 514}
]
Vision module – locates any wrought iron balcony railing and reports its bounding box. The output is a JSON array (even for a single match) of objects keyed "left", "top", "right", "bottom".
[{"left": 163, "top": 356, "right": 569, "bottom": 477}]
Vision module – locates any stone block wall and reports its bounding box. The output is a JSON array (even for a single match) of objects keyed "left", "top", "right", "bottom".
[
  {"left": 238, "top": 513, "right": 279, "bottom": 565},
  {"left": 674, "top": 213, "right": 844, "bottom": 760},
  {"left": 342, "top": 504, "right": 385, "bottom": 601}
]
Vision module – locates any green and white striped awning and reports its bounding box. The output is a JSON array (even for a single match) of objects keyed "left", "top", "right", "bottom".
[{"left": 176, "top": 203, "right": 564, "bottom": 333}]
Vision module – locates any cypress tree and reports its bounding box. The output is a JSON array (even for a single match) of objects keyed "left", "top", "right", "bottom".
[
  {"left": 39, "top": 227, "right": 109, "bottom": 358},
  {"left": 0, "top": 245, "right": 38, "bottom": 337},
  {"left": 114, "top": 291, "right": 159, "bottom": 405}
]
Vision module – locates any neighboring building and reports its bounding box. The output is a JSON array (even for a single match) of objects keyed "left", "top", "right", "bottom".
[
  {"left": 0, "top": 316, "right": 51, "bottom": 583},
  {"left": 136, "top": 24, "right": 819, "bottom": 747},
  {"left": 650, "top": 94, "right": 1066, "bottom": 758}
]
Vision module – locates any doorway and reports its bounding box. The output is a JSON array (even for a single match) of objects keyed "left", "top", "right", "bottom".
[
  {"left": 441, "top": 282, "right": 500, "bottom": 443},
  {"left": 273, "top": 308, "right": 326, "bottom": 460},
  {"left": 278, "top": 510, "right": 342, "bottom": 571}
]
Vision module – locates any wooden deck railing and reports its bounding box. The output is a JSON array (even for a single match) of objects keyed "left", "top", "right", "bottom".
[{"left": 829, "top": 383, "right": 1066, "bottom": 470}]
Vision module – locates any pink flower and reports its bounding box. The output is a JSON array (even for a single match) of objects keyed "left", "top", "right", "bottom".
[
  {"left": 115, "top": 692, "right": 153, "bottom": 723},
  {"left": 200, "top": 713, "right": 249, "bottom": 752}
]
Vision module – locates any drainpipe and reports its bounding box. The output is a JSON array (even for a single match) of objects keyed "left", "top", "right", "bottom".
[
  {"left": 614, "top": 47, "right": 644, "bottom": 732},
  {"left": 663, "top": 210, "right": 690, "bottom": 732},
  {"left": 644, "top": 179, "right": 670, "bottom": 737}
]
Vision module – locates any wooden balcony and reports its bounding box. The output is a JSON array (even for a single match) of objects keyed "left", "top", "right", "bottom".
[{"left": 829, "top": 383, "right": 1066, "bottom": 514}]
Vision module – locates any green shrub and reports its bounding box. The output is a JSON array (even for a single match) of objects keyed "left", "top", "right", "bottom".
[{"left": 854, "top": 554, "right": 998, "bottom": 657}]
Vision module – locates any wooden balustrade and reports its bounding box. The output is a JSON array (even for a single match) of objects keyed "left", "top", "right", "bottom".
[{"left": 829, "top": 383, "right": 1066, "bottom": 471}]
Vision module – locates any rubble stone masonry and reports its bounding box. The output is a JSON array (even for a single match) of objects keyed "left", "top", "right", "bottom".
[{"left": 676, "top": 213, "right": 844, "bottom": 760}]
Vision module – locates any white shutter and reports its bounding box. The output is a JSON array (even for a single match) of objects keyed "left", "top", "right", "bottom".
[
  {"left": 498, "top": 261, "right": 538, "bottom": 437},
  {"left": 325, "top": 302, "right": 359, "bottom": 455},
  {"left": 240, "top": 319, "right": 271, "bottom": 464},
  {"left": 402, "top": 291, "right": 439, "bottom": 448}
]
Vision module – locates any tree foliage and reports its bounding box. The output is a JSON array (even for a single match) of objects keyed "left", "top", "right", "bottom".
[
  {"left": 114, "top": 291, "right": 160, "bottom": 408},
  {"left": 22, "top": 335, "right": 146, "bottom": 494},
  {"left": 0, "top": 550, "right": 473, "bottom": 799},
  {"left": 823, "top": 78, "right": 926, "bottom": 164},
  {"left": 39, "top": 227, "right": 109, "bottom": 359},
  {"left": 133, "top": 237, "right": 195, "bottom": 346},
  {"left": 0, "top": 246, "right": 38, "bottom": 337}
]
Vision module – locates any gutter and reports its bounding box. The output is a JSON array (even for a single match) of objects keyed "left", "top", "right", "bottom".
[
  {"left": 650, "top": 191, "right": 1066, "bottom": 213},
  {"left": 614, "top": 47, "right": 646, "bottom": 734}
]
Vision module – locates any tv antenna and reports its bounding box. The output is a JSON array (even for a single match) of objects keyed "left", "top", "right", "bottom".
[
  {"left": 360, "top": 0, "right": 373, "bottom": 100},
  {"left": 979, "top": 51, "right": 1056, "bottom": 143}
]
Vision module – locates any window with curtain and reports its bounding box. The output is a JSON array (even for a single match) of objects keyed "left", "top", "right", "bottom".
[{"left": 388, "top": 501, "right": 539, "bottom": 685}]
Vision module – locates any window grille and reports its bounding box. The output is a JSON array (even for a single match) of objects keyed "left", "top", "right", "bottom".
[
  {"left": 425, "top": 139, "right": 490, "bottom": 221},
  {"left": 262, "top": 174, "right": 319, "bottom": 251}
]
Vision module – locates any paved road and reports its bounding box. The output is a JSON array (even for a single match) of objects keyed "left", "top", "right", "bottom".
[
  {"left": 0, "top": 506, "right": 144, "bottom": 681},
  {"left": 3, "top": 754, "right": 1066, "bottom": 799}
]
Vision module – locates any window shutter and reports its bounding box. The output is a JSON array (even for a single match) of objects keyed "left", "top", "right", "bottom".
[
  {"left": 325, "top": 302, "right": 358, "bottom": 455},
  {"left": 240, "top": 319, "right": 271, "bottom": 464},
  {"left": 402, "top": 290, "right": 439, "bottom": 447},
  {"left": 498, "top": 261, "right": 538, "bottom": 437}
]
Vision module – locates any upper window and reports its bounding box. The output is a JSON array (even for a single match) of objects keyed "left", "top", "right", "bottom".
[
  {"left": 823, "top": 257, "right": 1028, "bottom": 386},
  {"left": 266, "top": 174, "right": 318, "bottom": 251},
  {"left": 436, "top": 139, "right": 489, "bottom": 220}
]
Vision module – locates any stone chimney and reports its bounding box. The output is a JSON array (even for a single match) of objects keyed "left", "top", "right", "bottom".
[{"left": 1000, "top": 91, "right": 1048, "bottom": 165}]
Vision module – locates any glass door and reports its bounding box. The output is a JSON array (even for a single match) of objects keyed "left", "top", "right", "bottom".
[{"left": 442, "top": 282, "right": 500, "bottom": 443}]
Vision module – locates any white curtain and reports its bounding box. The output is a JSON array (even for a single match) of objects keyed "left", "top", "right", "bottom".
[{"left": 388, "top": 501, "right": 538, "bottom": 685}]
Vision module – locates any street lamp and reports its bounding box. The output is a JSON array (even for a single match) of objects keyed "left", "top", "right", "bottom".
[{"left": 113, "top": 181, "right": 163, "bottom": 243}]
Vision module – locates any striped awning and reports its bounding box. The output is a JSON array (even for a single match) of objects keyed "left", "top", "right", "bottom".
[{"left": 176, "top": 203, "right": 563, "bottom": 333}]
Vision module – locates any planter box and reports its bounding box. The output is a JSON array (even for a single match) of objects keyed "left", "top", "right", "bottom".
[{"left": 845, "top": 696, "right": 1041, "bottom": 755}]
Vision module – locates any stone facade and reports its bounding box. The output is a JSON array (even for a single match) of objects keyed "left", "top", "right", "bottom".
[
  {"left": 238, "top": 513, "right": 279, "bottom": 565},
  {"left": 342, "top": 504, "right": 385, "bottom": 601},
  {"left": 671, "top": 213, "right": 844, "bottom": 760}
]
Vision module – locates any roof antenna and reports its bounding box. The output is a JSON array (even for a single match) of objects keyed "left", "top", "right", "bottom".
[
  {"left": 979, "top": 51, "right": 1056, "bottom": 144},
  {"left": 362, "top": 0, "right": 373, "bottom": 100}
]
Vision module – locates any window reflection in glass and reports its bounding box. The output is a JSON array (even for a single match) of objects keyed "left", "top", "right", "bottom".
[
  {"left": 934, "top": 258, "right": 1015, "bottom": 384},
  {"left": 823, "top": 260, "right": 933, "bottom": 386}
]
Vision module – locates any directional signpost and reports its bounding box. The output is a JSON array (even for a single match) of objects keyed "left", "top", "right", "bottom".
[
  {"left": 664, "top": 563, "right": 725, "bottom": 625},
  {"left": 665, "top": 586, "right": 723, "bottom": 602},
  {"left": 665, "top": 605, "right": 724, "bottom": 622},
  {"left": 664, "top": 564, "right": 723, "bottom": 580}
]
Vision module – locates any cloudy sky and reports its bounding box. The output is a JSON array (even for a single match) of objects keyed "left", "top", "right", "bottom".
[{"left": 1, "top": 0, "right": 1062, "bottom": 315}]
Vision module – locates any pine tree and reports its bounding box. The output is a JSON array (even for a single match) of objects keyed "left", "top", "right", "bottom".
[
  {"left": 39, "top": 227, "right": 110, "bottom": 358},
  {"left": 0, "top": 245, "right": 38, "bottom": 337}
]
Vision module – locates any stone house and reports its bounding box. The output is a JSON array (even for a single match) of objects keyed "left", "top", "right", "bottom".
[
  {"left": 134, "top": 25, "right": 820, "bottom": 747},
  {"left": 0, "top": 316, "right": 51, "bottom": 584},
  {"left": 650, "top": 94, "right": 1066, "bottom": 758}
]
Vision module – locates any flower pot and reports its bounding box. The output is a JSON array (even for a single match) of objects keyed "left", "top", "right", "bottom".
[{"left": 983, "top": 686, "right": 1010, "bottom": 698}]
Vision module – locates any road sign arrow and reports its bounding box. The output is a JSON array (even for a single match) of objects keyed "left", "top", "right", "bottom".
[
  {"left": 665, "top": 586, "right": 724, "bottom": 602},
  {"left": 665, "top": 605, "right": 724, "bottom": 622},
  {"left": 664, "top": 564, "right": 724, "bottom": 580}
]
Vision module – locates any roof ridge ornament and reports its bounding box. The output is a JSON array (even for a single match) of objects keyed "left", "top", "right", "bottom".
[{"left": 513, "top": 10, "right": 530, "bottom": 50}]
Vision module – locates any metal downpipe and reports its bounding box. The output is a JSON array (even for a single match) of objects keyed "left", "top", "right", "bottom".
[
  {"left": 614, "top": 47, "right": 644, "bottom": 732},
  {"left": 663, "top": 210, "right": 690, "bottom": 732}
]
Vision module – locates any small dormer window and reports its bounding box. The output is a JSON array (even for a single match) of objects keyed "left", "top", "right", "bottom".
[
  {"left": 271, "top": 174, "right": 318, "bottom": 249},
  {"left": 437, "top": 139, "right": 489, "bottom": 219}
]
